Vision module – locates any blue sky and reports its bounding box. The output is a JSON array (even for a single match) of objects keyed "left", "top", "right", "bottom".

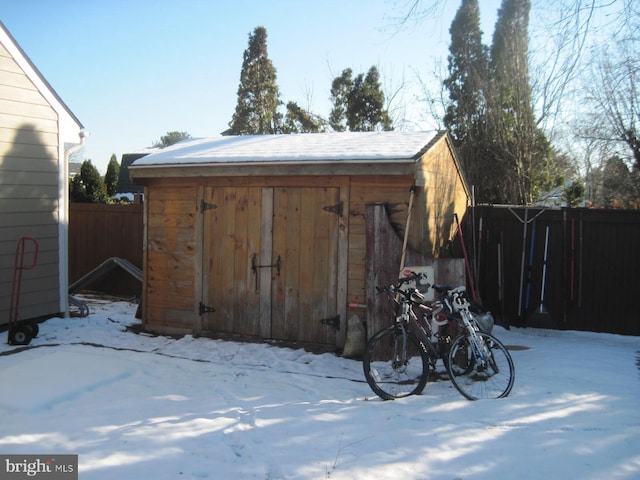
[{"left": 2, "top": 0, "right": 501, "bottom": 173}]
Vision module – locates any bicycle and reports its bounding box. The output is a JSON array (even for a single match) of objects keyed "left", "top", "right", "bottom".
[{"left": 362, "top": 272, "right": 515, "bottom": 401}]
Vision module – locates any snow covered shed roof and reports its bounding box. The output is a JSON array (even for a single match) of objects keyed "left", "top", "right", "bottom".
[
  {"left": 132, "top": 130, "right": 440, "bottom": 165},
  {"left": 128, "top": 131, "right": 459, "bottom": 181}
]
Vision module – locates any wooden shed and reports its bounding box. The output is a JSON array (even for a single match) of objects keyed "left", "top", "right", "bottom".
[
  {"left": 129, "top": 131, "right": 470, "bottom": 348},
  {"left": 0, "top": 21, "right": 84, "bottom": 326}
]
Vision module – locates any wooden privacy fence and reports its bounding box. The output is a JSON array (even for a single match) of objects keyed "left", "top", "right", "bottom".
[
  {"left": 461, "top": 206, "right": 640, "bottom": 336},
  {"left": 68, "top": 203, "right": 640, "bottom": 336},
  {"left": 69, "top": 203, "right": 143, "bottom": 296}
]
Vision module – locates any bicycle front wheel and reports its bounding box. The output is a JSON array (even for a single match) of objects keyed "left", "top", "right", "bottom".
[
  {"left": 363, "top": 325, "right": 430, "bottom": 400},
  {"left": 447, "top": 331, "right": 515, "bottom": 400}
]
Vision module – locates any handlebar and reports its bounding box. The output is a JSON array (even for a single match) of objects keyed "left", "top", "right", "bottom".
[
  {"left": 397, "top": 271, "right": 425, "bottom": 285},
  {"left": 376, "top": 273, "right": 469, "bottom": 307},
  {"left": 375, "top": 271, "right": 430, "bottom": 301},
  {"left": 376, "top": 271, "right": 425, "bottom": 290}
]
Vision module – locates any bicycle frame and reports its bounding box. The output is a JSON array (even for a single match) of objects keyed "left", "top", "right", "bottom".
[
  {"left": 448, "top": 291, "right": 490, "bottom": 367},
  {"left": 388, "top": 287, "right": 440, "bottom": 361}
]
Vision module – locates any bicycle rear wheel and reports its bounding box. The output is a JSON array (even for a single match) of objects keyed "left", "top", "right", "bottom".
[
  {"left": 447, "top": 331, "right": 515, "bottom": 400},
  {"left": 363, "top": 325, "right": 430, "bottom": 400}
]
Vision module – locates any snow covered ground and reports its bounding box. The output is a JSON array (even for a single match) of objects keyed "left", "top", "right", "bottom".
[{"left": 1, "top": 296, "right": 639, "bottom": 480}]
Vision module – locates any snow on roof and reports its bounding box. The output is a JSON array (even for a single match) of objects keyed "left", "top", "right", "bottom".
[
  {"left": 129, "top": 146, "right": 162, "bottom": 155},
  {"left": 131, "top": 131, "right": 441, "bottom": 166}
]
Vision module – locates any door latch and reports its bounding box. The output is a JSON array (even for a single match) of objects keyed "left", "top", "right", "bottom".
[
  {"left": 251, "top": 254, "right": 281, "bottom": 290},
  {"left": 251, "top": 254, "right": 281, "bottom": 276}
]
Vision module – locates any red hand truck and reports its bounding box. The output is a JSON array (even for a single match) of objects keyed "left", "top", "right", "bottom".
[{"left": 7, "top": 237, "right": 40, "bottom": 345}]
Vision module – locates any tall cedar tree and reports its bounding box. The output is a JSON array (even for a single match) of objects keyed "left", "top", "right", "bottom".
[
  {"left": 104, "top": 154, "right": 120, "bottom": 196},
  {"left": 488, "top": 0, "right": 551, "bottom": 204},
  {"left": 329, "top": 69, "right": 353, "bottom": 131},
  {"left": 229, "top": 27, "right": 282, "bottom": 134},
  {"left": 443, "top": 0, "right": 489, "bottom": 196},
  {"left": 329, "top": 66, "right": 393, "bottom": 132}
]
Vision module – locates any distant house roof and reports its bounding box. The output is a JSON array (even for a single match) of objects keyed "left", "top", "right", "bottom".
[
  {"left": 68, "top": 162, "right": 82, "bottom": 177},
  {"left": 131, "top": 131, "right": 441, "bottom": 167},
  {"left": 116, "top": 149, "right": 159, "bottom": 194}
]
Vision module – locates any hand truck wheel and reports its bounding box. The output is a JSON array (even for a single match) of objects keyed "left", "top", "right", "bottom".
[{"left": 8, "top": 324, "right": 33, "bottom": 346}]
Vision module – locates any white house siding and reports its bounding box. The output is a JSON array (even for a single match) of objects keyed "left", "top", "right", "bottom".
[{"left": 0, "top": 24, "right": 83, "bottom": 326}]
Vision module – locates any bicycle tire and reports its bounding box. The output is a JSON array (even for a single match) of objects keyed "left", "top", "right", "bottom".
[
  {"left": 363, "top": 325, "right": 431, "bottom": 400},
  {"left": 447, "top": 331, "right": 515, "bottom": 400}
]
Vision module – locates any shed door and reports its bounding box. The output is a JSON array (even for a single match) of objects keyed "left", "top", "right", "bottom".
[
  {"left": 202, "top": 186, "right": 263, "bottom": 336},
  {"left": 202, "top": 186, "right": 340, "bottom": 345}
]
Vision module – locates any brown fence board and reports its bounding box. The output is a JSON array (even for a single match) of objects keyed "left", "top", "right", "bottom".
[
  {"left": 463, "top": 206, "right": 640, "bottom": 336},
  {"left": 69, "top": 203, "right": 143, "bottom": 295}
]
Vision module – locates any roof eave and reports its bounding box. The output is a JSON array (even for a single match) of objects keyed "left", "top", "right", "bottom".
[{"left": 129, "top": 158, "right": 417, "bottom": 180}]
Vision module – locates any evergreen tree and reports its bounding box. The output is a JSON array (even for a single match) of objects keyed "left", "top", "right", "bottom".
[
  {"left": 564, "top": 181, "right": 585, "bottom": 208},
  {"left": 443, "top": 0, "right": 489, "bottom": 195},
  {"left": 229, "top": 26, "right": 282, "bottom": 134},
  {"left": 329, "top": 66, "right": 393, "bottom": 132},
  {"left": 69, "top": 160, "right": 109, "bottom": 204},
  {"left": 69, "top": 174, "right": 89, "bottom": 203},
  {"left": 351, "top": 67, "right": 393, "bottom": 132},
  {"left": 329, "top": 69, "right": 353, "bottom": 132},
  {"left": 282, "top": 101, "right": 324, "bottom": 133},
  {"left": 601, "top": 156, "right": 639, "bottom": 208},
  {"left": 488, "top": 0, "right": 551, "bottom": 204},
  {"left": 153, "top": 131, "right": 191, "bottom": 148},
  {"left": 104, "top": 154, "right": 120, "bottom": 196}
]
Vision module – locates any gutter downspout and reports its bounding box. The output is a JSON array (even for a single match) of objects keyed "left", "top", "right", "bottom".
[{"left": 60, "top": 129, "right": 89, "bottom": 317}]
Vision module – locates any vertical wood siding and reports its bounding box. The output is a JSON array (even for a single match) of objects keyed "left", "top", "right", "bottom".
[
  {"left": 143, "top": 186, "right": 197, "bottom": 331},
  {"left": 202, "top": 186, "right": 263, "bottom": 336},
  {"left": 200, "top": 182, "right": 342, "bottom": 345},
  {"left": 270, "top": 186, "right": 340, "bottom": 344},
  {"left": 417, "top": 137, "right": 469, "bottom": 257},
  {"left": 347, "top": 175, "right": 413, "bottom": 309}
]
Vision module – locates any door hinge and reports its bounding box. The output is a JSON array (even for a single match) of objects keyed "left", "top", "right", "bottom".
[
  {"left": 323, "top": 201, "right": 343, "bottom": 217},
  {"left": 320, "top": 314, "right": 341, "bottom": 329},
  {"left": 199, "top": 302, "right": 216, "bottom": 316},
  {"left": 200, "top": 199, "right": 218, "bottom": 213}
]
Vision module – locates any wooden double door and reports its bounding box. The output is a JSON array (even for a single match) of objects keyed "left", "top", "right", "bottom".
[{"left": 201, "top": 185, "right": 344, "bottom": 345}]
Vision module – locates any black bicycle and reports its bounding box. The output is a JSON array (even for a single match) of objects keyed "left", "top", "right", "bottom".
[{"left": 362, "top": 272, "right": 515, "bottom": 400}]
